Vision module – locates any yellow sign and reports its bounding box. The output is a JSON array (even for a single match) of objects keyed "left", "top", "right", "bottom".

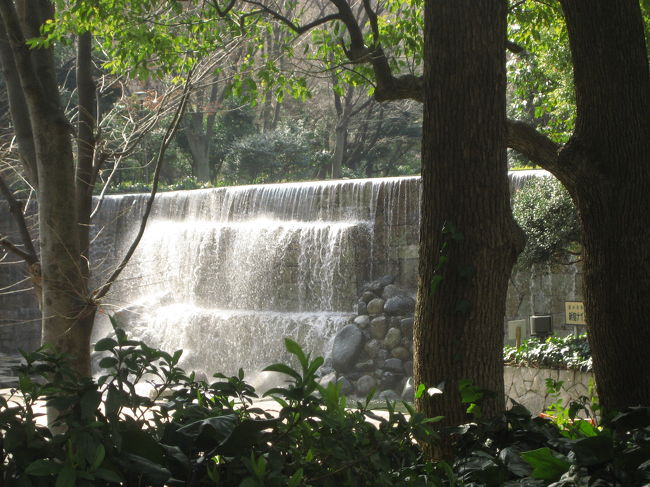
[{"left": 565, "top": 301, "right": 586, "bottom": 325}]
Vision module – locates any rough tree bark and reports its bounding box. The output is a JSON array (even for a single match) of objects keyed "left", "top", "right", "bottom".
[
  {"left": 413, "top": 0, "right": 524, "bottom": 434},
  {"left": 0, "top": 1, "right": 95, "bottom": 375},
  {"left": 508, "top": 0, "right": 650, "bottom": 411},
  {"left": 557, "top": 0, "right": 650, "bottom": 410}
]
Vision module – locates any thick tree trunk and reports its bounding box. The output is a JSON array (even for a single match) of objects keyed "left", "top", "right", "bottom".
[
  {"left": 0, "top": 2, "right": 95, "bottom": 376},
  {"left": 414, "top": 0, "right": 524, "bottom": 435},
  {"left": 37, "top": 119, "right": 93, "bottom": 376},
  {"left": 558, "top": 0, "right": 650, "bottom": 410}
]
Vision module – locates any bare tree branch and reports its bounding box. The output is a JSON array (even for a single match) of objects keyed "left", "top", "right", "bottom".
[
  {"left": 0, "top": 18, "right": 37, "bottom": 185},
  {"left": 361, "top": 0, "right": 379, "bottom": 45},
  {"left": 241, "top": 0, "right": 341, "bottom": 34},
  {"left": 0, "top": 171, "right": 37, "bottom": 261},
  {"left": 0, "top": 232, "right": 36, "bottom": 264},
  {"left": 93, "top": 72, "right": 194, "bottom": 300}
]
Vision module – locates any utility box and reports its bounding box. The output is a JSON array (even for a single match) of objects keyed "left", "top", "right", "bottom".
[{"left": 530, "top": 315, "right": 552, "bottom": 337}]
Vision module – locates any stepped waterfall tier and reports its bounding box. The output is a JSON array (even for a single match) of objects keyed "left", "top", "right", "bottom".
[
  {"left": 2, "top": 170, "right": 573, "bottom": 386},
  {"left": 91, "top": 176, "right": 421, "bottom": 379}
]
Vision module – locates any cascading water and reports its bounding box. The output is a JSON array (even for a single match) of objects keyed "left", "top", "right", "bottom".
[
  {"left": 91, "top": 177, "right": 420, "bottom": 379},
  {"left": 88, "top": 170, "right": 550, "bottom": 380}
]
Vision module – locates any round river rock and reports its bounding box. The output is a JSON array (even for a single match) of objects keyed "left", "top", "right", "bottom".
[{"left": 331, "top": 324, "right": 364, "bottom": 372}]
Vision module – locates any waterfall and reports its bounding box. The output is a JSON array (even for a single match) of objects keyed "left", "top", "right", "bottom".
[
  {"left": 91, "top": 176, "right": 420, "bottom": 378},
  {"left": 86, "top": 170, "right": 555, "bottom": 380}
]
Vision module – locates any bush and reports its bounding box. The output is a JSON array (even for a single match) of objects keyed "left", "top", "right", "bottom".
[
  {"left": 503, "top": 334, "right": 592, "bottom": 372},
  {"left": 4, "top": 322, "right": 648, "bottom": 486},
  {"left": 0, "top": 318, "right": 449, "bottom": 486},
  {"left": 221, "top": 122, "right": 321, "bottom": 184},
  {"left": 449, "top": 401, "right": 650, "bottom": 486},
  {"left": 512, "top": 177, "right": 581, "bottom": 267}
]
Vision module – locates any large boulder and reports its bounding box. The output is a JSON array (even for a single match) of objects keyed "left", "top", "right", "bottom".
[
  {"left": 384, "top": 295, "right": 415, "bottom": 316},
  {"left": 361, "top": 291, "right": 378, "bottom": 303},
  {"left": 382, "top": 358, "right": 404, "bottom": 374},
  {"left": 367, "top": 298, "right": 385, "bottom": 315},
  {"left": 391, "top": 346, "right": 410, "bottom": 361},
  {"left": 384, "top": 327, "right": 401, "bottom": 349},
  {"left": 400, "top": 317, "right": 414, "bottom": 337},
  {"left": 364, "top": 339, "right": 381, "bottom": 358},
  {"left": 356, "top": 375, "right": 378, "bottom": 396},
  {"left": 331, "top": 325, "right": 364, "bottom": 372},
  {"left": 337, "top": 376, "right": 354, "bottom": 395},
  {"left": 354, "top": 315, "right": 370, "bottom": 328},
  {"left": 369, "top": 316, "right": 388, "bottom": 339}
]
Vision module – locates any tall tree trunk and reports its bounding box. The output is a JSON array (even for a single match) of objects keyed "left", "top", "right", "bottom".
[
  {"left": 37, "top": 119, "right": 93, "bottom": 375},
  {"left": 414, "top": 0, "right": 524, "bottom": 438},
  {"left": 558, "top": 0, "right": 650, "bottom": 410},
  {"left": 1, "top": 1, "right": 93, "bottom": 375}
]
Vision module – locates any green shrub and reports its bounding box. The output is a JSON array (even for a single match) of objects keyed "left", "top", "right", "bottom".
[
  {"left": 503, "top": 334, "right": 592, "bottom": 372},
  {"left": 512, "top": 176, "right": 581, "bottom": 267},
  {"left": 449, "top": 401, "right": 650, "bottom": 486},
  {"left": 0, "top": 318, "right": 449, "bottom": 486},
  {"left": 4, "top": 322, "right": 648, "bottom": 486}
]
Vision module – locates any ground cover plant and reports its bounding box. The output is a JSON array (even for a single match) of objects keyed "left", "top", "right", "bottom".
[
  {"left": 503, "top": 334, "right": 592, "bottom": 372},
  {"left": 1, "top": 321, "right": 648, "bottom": 486}
]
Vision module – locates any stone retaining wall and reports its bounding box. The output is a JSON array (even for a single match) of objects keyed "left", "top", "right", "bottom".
[{"left": 504, "top": 365, "right": 595, "bottom": 414}]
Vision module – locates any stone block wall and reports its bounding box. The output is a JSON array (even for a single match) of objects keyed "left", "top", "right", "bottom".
[{"left": 504, "top": 365, "right": 595, "bottom": 414}]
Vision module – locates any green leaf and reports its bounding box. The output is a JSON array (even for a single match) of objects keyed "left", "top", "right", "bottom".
[
  {"left": 99, "top": 357, "right": 119, "bottom": 369},
  {"left": 520, "top": 447, "right": 570, "bottom": 481},
  {"left": 55, "top": 464, "right": 77, "bottom": 487},
  {"left": 570, "top": 436, "right": 613, "bottom": 467},
  {"left": 262, "top": 363, "right": 301, "bottom": 381},
  {"left": 121, "top": 429, "right": 165, "bottom": 464},
  {"left": 283, "top": 338, "right": 308, "bottom": 371},
  {"left": 239, "top": 478, "right": 259, "bottom": 487},
  {"left": 95, "top": 338, "right": 118, "bottom": 352},
  {"left": 217, "top": 419, "right": 277, "bottom": 457},
  {"left": 499, "top": 447, "right": 532, "bottom": 477},
  {"left": 288, "top": 468, "right": 304, "bottom": 487},
  {"left": 25, "top": 459, "right": 62, "bottom": 476},
  {"left": 172, "top": 349, "right": 183, "bottom": 365},
  {"left": 91, "top": 444, "right": 106, "bottom": 471}
]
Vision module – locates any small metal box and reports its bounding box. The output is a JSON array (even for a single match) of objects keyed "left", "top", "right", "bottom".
[{"left": 530, "top": 315, "right": 552, "bottom": 336}]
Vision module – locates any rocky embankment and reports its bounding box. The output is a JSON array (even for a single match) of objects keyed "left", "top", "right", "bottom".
[{"left": 320, "top": 276, "right": 416, "bottom": 400}]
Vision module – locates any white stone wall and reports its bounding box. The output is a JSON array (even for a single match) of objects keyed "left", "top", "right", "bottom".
[{"left": 504, "top": 365, "right": 595, "bottom": 414}]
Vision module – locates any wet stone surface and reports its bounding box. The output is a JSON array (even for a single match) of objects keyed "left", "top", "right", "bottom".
[{"left": 0, "top": 353, "right": 24, "bottom": 388}]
